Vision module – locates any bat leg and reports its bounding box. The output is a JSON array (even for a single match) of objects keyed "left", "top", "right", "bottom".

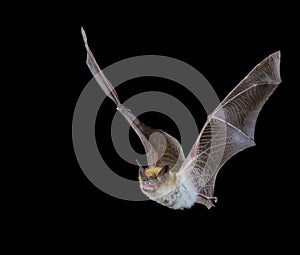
[{"left": 198, "top": 193, "right": 218, "bottom": 203}]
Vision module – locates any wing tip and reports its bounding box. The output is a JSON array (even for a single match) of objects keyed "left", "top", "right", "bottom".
[
  {"left": 270, "top": 50, "right": 281, "bottom": 65},
  {"left": 266, "top": 50, "right": 281, "bottom": 64},
  {"left": 257, "top": 50, "right": 282, "bottom": 85},
  {"left": 272, "top": 50, "right": 280, "bottom": 57},
  {"left": 81, "top": 27, "right": 86, "bottom": 41},
  {"left": 81, "top": 27, "right": 90, "bottom": 53},
  {"left": 271, "top": 50, "right": 282, "bottom": 84},
  {"left": 80, "top": 27, "right": 96, "bottom": 67}
]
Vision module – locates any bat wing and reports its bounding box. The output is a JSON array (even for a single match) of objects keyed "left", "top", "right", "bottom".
[
  {"left": 81, "top": 28, "right": 185, "bottom": 168},
  {"left": 117, "top": 106, "right": 185, "bottom": 169},
  {"left": 179, "top": 51, "right": 281, "bottom": 208}
]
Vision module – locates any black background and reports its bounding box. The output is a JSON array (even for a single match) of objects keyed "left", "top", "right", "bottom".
[{"left": 35, "top": 3, "right": 298, "bottom": 252}]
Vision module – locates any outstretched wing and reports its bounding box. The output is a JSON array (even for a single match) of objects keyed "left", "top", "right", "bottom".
[
  {"left": 179, "top": 51, "right": 281, "bottom": 208},
  {"left": 81, "top": 28, "right": 185, "bottom": 168}
]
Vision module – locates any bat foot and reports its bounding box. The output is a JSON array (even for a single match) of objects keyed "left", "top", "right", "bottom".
[
  {"left": 212, "top": 197, "right": 218, "bottom": 203},
  {"left": 198, "top": 193, "right": 218, "bottom": 203}
]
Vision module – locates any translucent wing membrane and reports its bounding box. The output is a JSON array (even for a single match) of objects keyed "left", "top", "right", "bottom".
[
  {"left": 180, "top": 52, "right": 281, "bottom": 208},
  {"left": 81, "top": 28, "right": 185, "bottom": 169}
]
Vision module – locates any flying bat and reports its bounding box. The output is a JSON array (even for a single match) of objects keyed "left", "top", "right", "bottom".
[{"left": 81, "top": 28, "right": 281, "bottom": 209}]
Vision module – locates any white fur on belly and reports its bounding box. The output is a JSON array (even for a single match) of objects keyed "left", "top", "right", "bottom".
[{"left": 154, "top": 178, "right": 198, "bottom": 209}]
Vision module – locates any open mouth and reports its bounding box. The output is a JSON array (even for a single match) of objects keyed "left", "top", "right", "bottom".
[{"left": 143, "top": 181, "right": 155, "bottom": 192}]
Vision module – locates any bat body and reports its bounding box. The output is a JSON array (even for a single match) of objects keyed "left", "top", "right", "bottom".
[
  {"left": 139, "top": 166, "right": 198, "bottom": 209},
  {"left": 81, "top": 28, "right": 281, "bottom": 209}
]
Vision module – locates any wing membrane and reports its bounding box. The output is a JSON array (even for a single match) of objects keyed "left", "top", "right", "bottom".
[
  {"left": 81, "top": 28, "right": 185, "bottom": 168},
  {"left": 180, "top": 52, "right": 281, "bottom": 205}
]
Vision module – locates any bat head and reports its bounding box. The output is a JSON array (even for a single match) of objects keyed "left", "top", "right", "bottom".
[{"left": 138, "top": 164, "right": 176, "bottom": 196}]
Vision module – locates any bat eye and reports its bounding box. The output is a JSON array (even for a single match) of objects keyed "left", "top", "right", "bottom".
[{"left": 145, "top": 176, "right": 156, "bottom": 181}]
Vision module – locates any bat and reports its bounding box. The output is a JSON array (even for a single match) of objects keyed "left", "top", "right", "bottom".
[{"left": 81, "top": 28, "right": 281, "bottom": 209}]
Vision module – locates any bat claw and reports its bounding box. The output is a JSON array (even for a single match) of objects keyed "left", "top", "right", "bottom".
[
  {"left": 211, "top": 196, "right": 218, "bottom": 203},
  {"left": 116, "top": 105, "right": 124, "bottom": 111}
]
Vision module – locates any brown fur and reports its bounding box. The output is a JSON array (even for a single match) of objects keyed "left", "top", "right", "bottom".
[
  {"left": 144, "top": 167, "right": 161, "bottom": 177},
  {"left": 139, "top": 166, "right": 177, "bottom": 191}
]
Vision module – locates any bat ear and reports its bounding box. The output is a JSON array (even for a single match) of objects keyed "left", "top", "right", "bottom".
[
  {"left": 137, "top": 160, "right": 146, "bottom": 178},
  {"left": 139, "top": 167, "right": 146, "bottom": 178},
  {"left": 157, "top": 165, "right": 170, "bottom": 178}
]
